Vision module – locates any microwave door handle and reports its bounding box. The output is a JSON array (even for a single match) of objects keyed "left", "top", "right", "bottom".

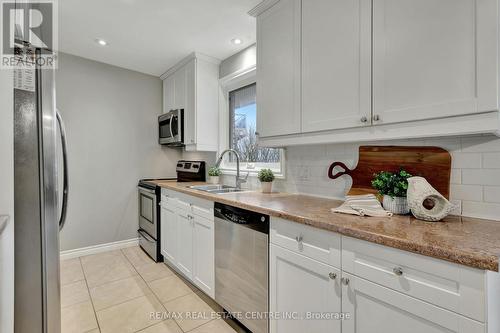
[
  {"left": 56, "top": 110, "right": 69, "bottom": 231},
  {"left": 169, "top": 112, "right": 174, "bottom": 138}
]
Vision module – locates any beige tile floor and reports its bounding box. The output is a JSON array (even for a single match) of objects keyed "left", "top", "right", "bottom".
[{"left": 60, "top": 246, "right": 244, "bottom": 333}]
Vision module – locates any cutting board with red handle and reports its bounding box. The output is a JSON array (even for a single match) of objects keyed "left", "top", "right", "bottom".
[{"left": 328, "top": 146, "right": 452, "bottom": 199}]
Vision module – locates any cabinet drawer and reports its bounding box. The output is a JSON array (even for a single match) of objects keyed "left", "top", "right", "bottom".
[
  {"left": 342, "top": 236, "right": 485, "bottom": 322},
  {"left": 160, "top": 195, "right": 176, "bottom": 207},
  {"left": 270, "top": 217, "right": 341, "bottom": 268},
  {"left": 342, "top": 272, "right": 485, "bottom": 333}
]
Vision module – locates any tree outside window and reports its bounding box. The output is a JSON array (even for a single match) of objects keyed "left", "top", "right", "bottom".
[{"left": 227, "top": 83, "right": 282, "bottom": 173}]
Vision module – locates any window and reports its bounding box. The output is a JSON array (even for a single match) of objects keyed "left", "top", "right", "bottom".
[{"left": 224, "top": 83, "right": 283, "bottom": 174}]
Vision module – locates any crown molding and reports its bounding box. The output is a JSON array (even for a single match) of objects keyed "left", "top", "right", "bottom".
[
  {"left": 160, "top": 52, "right": 221, "bottom": 80},
  {"left": 248, "top": 0, "right": 280, "bottom": 17}
]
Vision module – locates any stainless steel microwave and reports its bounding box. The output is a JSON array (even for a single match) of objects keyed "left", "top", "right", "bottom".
[{"left": 159, "top": 109, "right": 184, "bottom": 146}]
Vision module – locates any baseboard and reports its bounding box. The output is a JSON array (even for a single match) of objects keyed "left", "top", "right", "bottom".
[{"left": 60, "top": 238, "right": 139, "bottom": 261}]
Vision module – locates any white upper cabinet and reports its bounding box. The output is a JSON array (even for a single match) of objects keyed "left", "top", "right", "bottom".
[
  {"left": 301, "top": 0, "right": 371, "bottom": 132},
  {"left": 256, "top": 0, "right": 301, "bottom": 137},
  {"left": 161, "top": 53, "right": 220, "bottom": 151},
  {"left": 250, "top": 0, "right": 500, "bottom": 146},
  {"left": 372, "top": 0, "right": 498, "bottom": 125},
  {"left": 163, "top": 75, "right": 175, "bottom": 114}
]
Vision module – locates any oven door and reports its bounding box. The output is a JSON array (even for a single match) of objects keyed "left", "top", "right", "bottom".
[
  {"left": 138, "top": 186, "right": 157, "bottom": 239},
  {"left": 158, "top": 110, "right": 182, "bottom": 145}
]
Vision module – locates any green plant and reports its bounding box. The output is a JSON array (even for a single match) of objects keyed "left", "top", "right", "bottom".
[
  {"left": 371, "top": 168, "right": 412, "bottom": 198},
  {"left": 258, "top": 168, "right": 275, "bottom": 182},
  {"left": 208, "top": 166, "right": 221, "bottom": 177}
]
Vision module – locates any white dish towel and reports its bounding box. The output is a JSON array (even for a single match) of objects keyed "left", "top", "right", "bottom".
[{"left": 332, "top": 194, "right": 393, "bottom": 217}]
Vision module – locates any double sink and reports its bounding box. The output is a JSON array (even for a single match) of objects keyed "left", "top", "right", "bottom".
[{"left": 188, "top": 184, "right": 246, "bottom": 194}]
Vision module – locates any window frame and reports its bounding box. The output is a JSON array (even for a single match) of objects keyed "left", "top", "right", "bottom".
[{"left": 218, "top": 67, "right": 285, "bottom": 178}]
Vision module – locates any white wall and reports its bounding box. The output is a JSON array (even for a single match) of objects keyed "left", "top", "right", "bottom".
[
  {"left": 57, "top": 53, "right": 181, "bottom": 251},
  {"left": 0, "top": 67, "right": 14, "bottom": 332}
]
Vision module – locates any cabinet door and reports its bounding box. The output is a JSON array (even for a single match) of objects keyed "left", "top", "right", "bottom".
[
  {"left": 174, "top": 65, "right": 186, "bottom": 110},
  {"left": 175, "top": 210, "right": 193, "bottom": 279},
  {"left": 270, "top": 244, "right": 341, "bottom": 333},
  {"left": 372, "top": 0, "right": 498, "bottom": 124},
  {"left": 184, "top": 59, "right": 196, "bottom": 145},
  {"left": 160, "top": 202, "right": 177, "bottom": 265},
  {"left": 192, "top": 214, "right": 215, "bottom": 298},
  {"left": 301, "top": 0, "right": 371, "bottom": 132},
  {"left": 257, "top": 0, "right": 301, "bottom": 137},
  {"left": 341, "top": 273, "right": 484, "bottom": 333},
  {"left": 163, "top": 76, "right": 175, "bottom": 114}
]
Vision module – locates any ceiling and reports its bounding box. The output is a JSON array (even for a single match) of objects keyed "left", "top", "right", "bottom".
[{"left": 59, "top": 0, "right": 260, "bottom": 76}]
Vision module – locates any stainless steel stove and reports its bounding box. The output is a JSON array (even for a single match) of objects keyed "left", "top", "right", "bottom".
[{"left": 137, "top": 161, "right": 206, "bottom": 261}]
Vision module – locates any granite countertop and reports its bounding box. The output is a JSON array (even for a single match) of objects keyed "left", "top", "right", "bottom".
[{"left": 152, "top": 180, "right": 500, "bottom": 271}]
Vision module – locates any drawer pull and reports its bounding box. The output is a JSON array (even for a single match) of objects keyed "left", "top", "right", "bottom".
[
  {"left": 393, "top": 267, "right": 404, "bottom": 276},
  {"left": 329, "top": 272, "right": 337, "bottom": 280},
  {"left": 341, "top": 277, "right": 350, "bottom": 285}
]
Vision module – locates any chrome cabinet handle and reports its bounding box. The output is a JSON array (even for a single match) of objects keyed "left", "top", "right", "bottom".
[
  {"left": 295, "top": 236, "right": 303, "bottom": 243},
  {"left": 393, "top": 267, "right": 404, "bottom": 276},
  {"left": 373, "top": 114, "right": 380, "bottom": 121},
  {"left": 329, "top": 272, "right": 337, "bottom": 280},
  {"left": 57, "top": 110, "right": 69, "bottom": 231},
  {"left": 341, "top": 277, "right": 350, "bottom": 285},
  {"left": 360, "top": 116, "right": 368, "bottom": 123}
]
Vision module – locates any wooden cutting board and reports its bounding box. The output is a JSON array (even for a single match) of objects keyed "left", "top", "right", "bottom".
[{"left": 328, "top": 146, "right": 452, "bottom": 199}]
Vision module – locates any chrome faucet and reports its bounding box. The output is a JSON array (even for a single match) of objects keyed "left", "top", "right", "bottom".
[{"left": 215, "top": 149, "right": 249, "bottom": 190}]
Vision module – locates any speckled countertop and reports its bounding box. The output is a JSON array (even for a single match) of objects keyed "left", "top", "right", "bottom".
[{"left": 152, "top": 180, "right": 500, "bottom": 271}]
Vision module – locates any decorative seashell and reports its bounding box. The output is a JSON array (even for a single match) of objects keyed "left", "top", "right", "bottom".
[{"left": 407, "top": 176, "right": 455, "bottom": 222}]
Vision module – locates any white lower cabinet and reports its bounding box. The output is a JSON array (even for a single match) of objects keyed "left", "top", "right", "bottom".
[
  {"left": 160, "top": 200, "right": 177, "bottom": 265},
  {"left": 270, "top": 217, "right": 495, "bottom": 333},
  {"left": 160, "top": 189, "right": 215, "bottom": 298},
  {"left": 192, "top": 214, "right": 215, "bottom": 298},
  {"left": 270, "top": 244, "right": 341, "bottom": 333},
  {"left": 341, "top": 272, "right": 484, "bottom": 333},
  {"left": 175, "top": 209, "right": 194, "bottom": 279}
]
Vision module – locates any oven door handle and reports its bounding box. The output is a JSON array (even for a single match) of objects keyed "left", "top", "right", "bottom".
[{"left": 138, "top": 229, "right": 155, "bottom": 243}]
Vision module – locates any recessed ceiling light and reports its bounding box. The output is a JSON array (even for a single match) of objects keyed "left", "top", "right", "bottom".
[
  {"left": 231, "top": 38, "right": 242, "bottom": 45},
  {"left": 95, "top": 38, "right": 108, "bottom": 46}
]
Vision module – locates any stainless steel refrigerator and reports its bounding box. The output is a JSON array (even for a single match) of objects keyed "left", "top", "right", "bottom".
[{"left": 14, "top": 43, "right": 68, "bottom": 333}]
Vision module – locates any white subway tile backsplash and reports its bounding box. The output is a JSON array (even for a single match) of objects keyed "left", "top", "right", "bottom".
[
  {"left": 450, "top": 184, "right": 483, "bottom": 201},
  {"left": 450, "top": 169, "right": 461, "bottom": 184},
  {"left": 209, "top": 135, "right": 500, "bottom": 221},
  {"left": 280, "top": 135, "right": 500, "bottom": 221},
  {"left": 482, "top": 152, "right": 500, "bottom": 169},
  {"left": 483, "top": 186, "right": 500, "bottom": 203},
  {"left": 462, "top": 169, "right": 500, "bottom": 186},
  {"left": 462, "top": 201, "right": 500, "bottom": 221},
  {"left": 451, "top": 152, "right": 482, "bottom": 169}
]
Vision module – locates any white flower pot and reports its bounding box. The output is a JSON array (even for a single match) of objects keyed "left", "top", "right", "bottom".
[
  {"left": 208, "top": 176, "right": 219, "bottom": 184},
  {"left": 382, "top": 195, "right": 410, "bottom": 215},
  {"left": 261, "top": 181, "right": 273, "bottom": 193}
]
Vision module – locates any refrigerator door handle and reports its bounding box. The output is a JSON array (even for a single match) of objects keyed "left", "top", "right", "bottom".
[{"left": 56, "top": 110, "right": 69, "bottom": 231}]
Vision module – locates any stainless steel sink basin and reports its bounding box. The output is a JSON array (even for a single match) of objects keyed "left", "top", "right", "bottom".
[{"left": 188, "top": 184, "right": 245, "bottom": 194}]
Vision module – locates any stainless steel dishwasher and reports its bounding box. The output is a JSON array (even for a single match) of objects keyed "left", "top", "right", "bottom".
[{"left": 215, "top": 202, "right": 269, "bottom": 333}]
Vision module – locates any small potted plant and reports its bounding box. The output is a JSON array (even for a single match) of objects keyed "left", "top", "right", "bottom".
[
  {"left": 371, "top": 168, "right": 412, "bottom": 215},
  {"left": 208, "top": 166, "right": 221, "bottom": 184},
  {"left": 258, "top": 168, "right": 275, "bottom": 193}
]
